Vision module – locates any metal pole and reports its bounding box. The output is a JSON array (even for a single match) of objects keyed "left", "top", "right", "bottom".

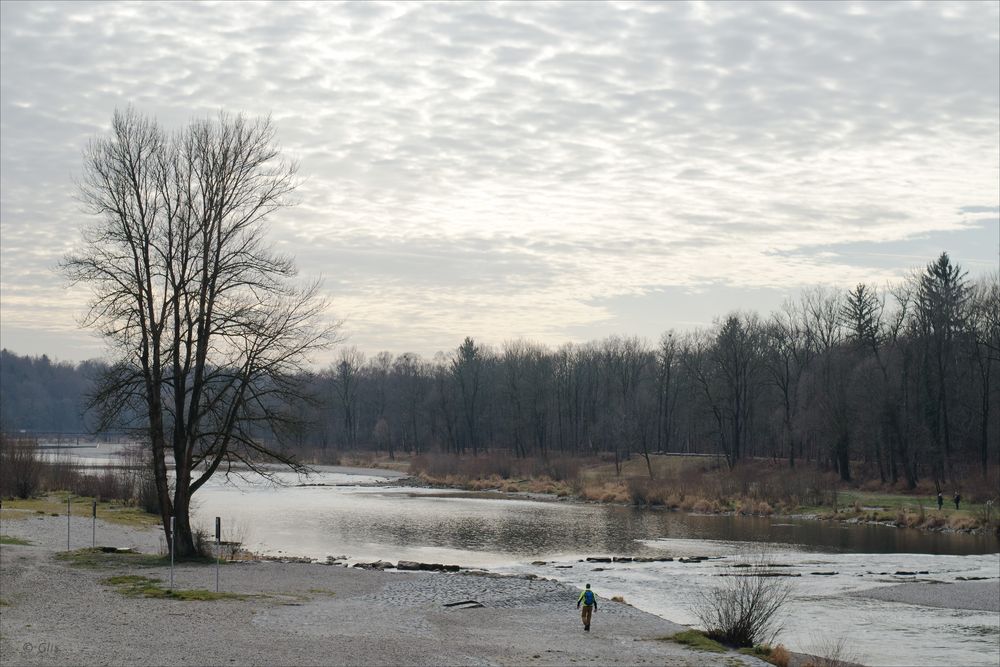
[
  {"left": 66, "top": 496, "right": 71, "bottom": 551},
  {"left": 169, "top": 515, "right": 175, "bottom": 591},
  {"left": 215, "top": 516, "right": 221, "bottom": 593},
  {"left": 92, "top": 501, "right": 97, "bottom": 548}
]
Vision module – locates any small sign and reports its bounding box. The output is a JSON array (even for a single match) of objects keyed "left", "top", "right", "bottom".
[{"left": 215, "top": 516, "right": 221, "bottom": 542}]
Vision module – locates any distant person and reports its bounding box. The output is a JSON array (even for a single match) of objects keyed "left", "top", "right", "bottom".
[
  {"left": 937, "top": 492, "right": 943, "bottom": 511},
  {"left": 577, "top": 583, "right": 598, "bottom": 632},
  {"left": 954, "top": 492, "right": 961, "bottom": 510}
]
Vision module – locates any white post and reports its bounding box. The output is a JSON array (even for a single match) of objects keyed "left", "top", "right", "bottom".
[
  {"left": 169, "top": 515, "right": 175, "bottom": 591},
  {"left": 66, "top": 496, "right": 71, "bottom": 551},
  {"left": 92, "top": 501, "right": 97, "bottom": 548}
]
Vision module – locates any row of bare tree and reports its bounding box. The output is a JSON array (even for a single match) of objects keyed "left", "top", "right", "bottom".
[
  {"left": 293, "top": 255, "right": 998, "bottom": 488},
  {"left": 28, "top": 107, "right": 1000, "bottom": 557}
]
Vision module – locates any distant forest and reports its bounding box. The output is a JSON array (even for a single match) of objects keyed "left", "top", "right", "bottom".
[
  {"left": 0, "top": 350, "right": 101, "bottom": 434},
  {"left": 2, "top": 253, "right": 997, "bottom": 487}
]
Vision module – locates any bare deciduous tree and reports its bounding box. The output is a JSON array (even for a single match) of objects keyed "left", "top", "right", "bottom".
[
  {"left": 968, "top": 278, "right": 1000, "bottom": 474},
  {"left": 331, "top": 347, "right": 365, "bottom": 449},
  {"left": 63, "top": 107, "right": 333, "bottom": 556}
]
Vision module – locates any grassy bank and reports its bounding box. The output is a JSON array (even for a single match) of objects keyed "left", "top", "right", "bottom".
[
  {"left": 1, "top": 493, "right": 160, "bottom": 528},
  {"left": 405, "top": 451, "right": 1000, "bottom": 534},
  {"left": 296, "top": 448, "right": 412, "bottom": 473},
  {"left": 101, "top": 574, "right": 250, "bottom": 601}
]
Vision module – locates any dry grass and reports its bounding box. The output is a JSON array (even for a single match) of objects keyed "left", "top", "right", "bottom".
[
  {"left": 410, "top": 451, "right": 587, "bottom": 481},
  {"left": 768, "top": 644, "right": 791, "bottom": 667},
  {"left": 390, "top": 450, "right": 1000, "bottom": 534},
  {"left": 947, "top": 514, "right": 979, "bottom": 531},
  {"left": 735, "top": 498, "right": 774, "bottom": 516},
  {"left": 577, "top": 480, "right": 630, "bottom": 503},
  {"left": 341, "top": 451, "right": 413, "bottom": 472},
  {"left": 690, "top": 497, "right": 724, "bottom": 513},
  {"left": 801, "top": 634, "right": 863, "bottom": 667},
  {"left": 608, "top": 456, "right": 840, "bottom": 517},
  {"left": 1, "top": 494, "right": 160, "bottom": 528},
  {"left": 416, "top": 470, "right": 576, "bottom": 497},
  {"left": 410, "top": 452, "right": 586, "bottom": 497}
]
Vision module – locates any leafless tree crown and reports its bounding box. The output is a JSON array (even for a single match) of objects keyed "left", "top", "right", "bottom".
[{"left": 63, "top": 107, "right": 334, "bottom": 555}]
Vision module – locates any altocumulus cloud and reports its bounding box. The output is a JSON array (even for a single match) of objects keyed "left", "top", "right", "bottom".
[{"left": 1, "top": 0, "right": 998, "bottom": 360}]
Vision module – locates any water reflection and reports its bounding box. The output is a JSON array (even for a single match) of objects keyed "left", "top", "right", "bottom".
[
  {"left": 190, "top": 472, "right": 999, "bottom": 667},
  {"left": 193, "top": 477, "right": 998, "bottom": 562}
]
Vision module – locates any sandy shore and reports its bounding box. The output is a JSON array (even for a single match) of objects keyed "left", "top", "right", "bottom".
[
  {"left": 851, "top": 579, "right": 999, "bottom": 612},
  {"left": 0, "top": 513, "right": 769, "bottom": 667}
]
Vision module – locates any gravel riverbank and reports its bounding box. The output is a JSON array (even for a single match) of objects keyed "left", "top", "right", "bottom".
[
  {"left": 0, "top": 513, "right": 768, "bottom": 666},
  {"left": 851, "top": 579, "right": 1000, "bottom": 612}
]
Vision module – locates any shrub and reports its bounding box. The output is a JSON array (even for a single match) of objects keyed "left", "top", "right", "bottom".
[
  {"left": 972, "top": 499, "right": 999, "bottom": 533},
  {"left": 578, "top": 480, "right": 625, "bottom": 502},
  {"left": 802, "top": 634, "right": 862, "bottom": 667},
  {"left": 736, "top": 498, "right": 774, "bottom": 516},
  {"left": 962, "top": 469, "right": 1000, "bottom": 503},
  {"left": 192, "top": 527, "right": 216, "bottom": 559},
  {"left": 532, "top": 455, "right": 583, "bottom": 482},
  {"left": 627, "top": 477, "right": 648, "bottom": 505},
  {"left": 691, "top": 497, "right": 720, "bottom": 513},
  {"left": 768, "top": 644, "right": 790, "bottom": 667},
  {"left": 72, "top": 469, "right": 131, "bottom": 501},
  {"left": 948, "top": 514, "right": 978, "bottom": 531},
  {"left": 0, "top": 438, "right": 43, "bottom": 498},
  {"left": 691, "top": 551, "right": 793, "bottom": 648},
  {"left": 40, "top": 454, "right": 81, "bottom": 493},
  {"left": 137, "top": 472, "right": 160, "bottom": 515},
  {"left": 625, "top": 477, "right": 672, "bottom": 506},
  {"left": 309, "top": 448, "right": 342, "bottom": 466}
]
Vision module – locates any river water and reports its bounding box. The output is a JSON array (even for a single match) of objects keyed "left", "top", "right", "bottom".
[
  {"left": 44, "top": 447, "right": 999, "bottom": 665},
  {"left": 181, "top": 465, "right": 999, "bottom": 667}
]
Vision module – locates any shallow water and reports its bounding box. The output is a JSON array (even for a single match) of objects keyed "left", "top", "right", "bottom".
[
  {"left": 188, "top": 467, "right": 999, "bottom": 666},
  {"left": 190, "top": 468, "right": 998, "bottom": 560}
]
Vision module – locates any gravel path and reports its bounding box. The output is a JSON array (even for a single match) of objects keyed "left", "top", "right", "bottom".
[
  {"left": 1, "top": 513, "right": 768, "bottom": 667},
  {"left": 852, "top": 580, "right": 1000, "bottom": 612}
]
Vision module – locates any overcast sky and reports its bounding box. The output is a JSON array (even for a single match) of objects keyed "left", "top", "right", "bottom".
[{"left": 1, "top": 1, "right": 998, "bottom": 363}]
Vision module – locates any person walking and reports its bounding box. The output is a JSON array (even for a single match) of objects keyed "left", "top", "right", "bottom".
[
  {"left": 937, "top": 492, "right": 943, "bottom": 511},
  {"left": 577, "top": 583, "right": 597, "bottom": 632},
  {"left": 954, "top": 492, "right": 961, "bottom": 510}
]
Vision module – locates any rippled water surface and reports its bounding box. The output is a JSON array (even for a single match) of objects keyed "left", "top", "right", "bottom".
[
  {"left": 186, "top": 467, "right": 1000, "bottom": 666},
  {"left": 191, "top": 467, "right": 998, "bottom": 560}
]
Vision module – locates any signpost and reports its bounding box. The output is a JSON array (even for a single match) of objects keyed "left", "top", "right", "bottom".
[
  {"left": 215, "top": 516, "right": 221, "bottom": 592},
  {"left": 66, "top": 495, "right": 71, "bottom": 551},
  {"left": 92, "top": 500, "right": 97, "bottom": 548},
  {"left": 169, "top": 515, "right": 175, "bottom": 591}
]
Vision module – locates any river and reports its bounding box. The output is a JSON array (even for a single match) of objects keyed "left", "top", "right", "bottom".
[{"left": 180, "top": 465, "right": 999, "bottom": 667}]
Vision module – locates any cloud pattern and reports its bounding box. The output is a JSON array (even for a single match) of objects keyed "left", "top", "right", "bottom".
[{"left": 1, "top": 1, "right": 998, "bottom": 359}]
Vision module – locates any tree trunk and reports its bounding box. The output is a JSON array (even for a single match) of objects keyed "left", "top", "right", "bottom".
[
  {"left": 836, "top": 432, "right": 851, "bottom": 482},
  {"left": 172, "top": 491, "right": 197, "bottom": 558}
]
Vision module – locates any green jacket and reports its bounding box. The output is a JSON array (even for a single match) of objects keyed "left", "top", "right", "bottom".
[{"left": 577, "top": 589, "right": 597, "bottom": 608}]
